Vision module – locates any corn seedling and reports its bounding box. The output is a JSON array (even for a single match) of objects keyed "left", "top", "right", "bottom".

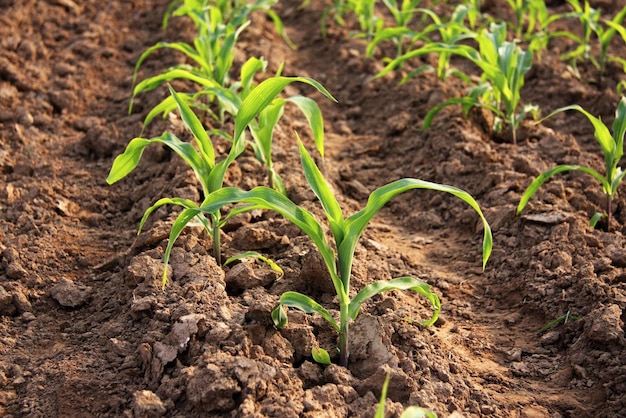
[
  {"left": 140, "top": 58, "right": 333, "bottom": 195},
  {"left": 382, "top": 0, "right": 423, "bottom": 27},
  {"left": 557, "top": 0, "right": 626, "bottom": 77},
  {"left": 506, "top": 0, "right": 548, "bottom": 40},
  {"left": 517, "top": 97, "right": 626, "bottom": 230},
  {"left": 271, "top": 138, "right": 491, "bottom": 367},
  {"left": 379, "top": 22, "right": 537, "bottom": 144},
  {"left": 170, "top": 136, "right": 492, "bottom": 367},
  {"left": 375, "top": 373, "right": 437, "bottom": 418},
  {"left": 502, "top": 0, "right": 565, "bottom": 59},
  {"left": 107, "top": 76, "right": 333, "bottom": 276},
  {"left": 164, "top": 0, "right": 294, "bottom": 47},
  {"left": 366, "top": 0, "right": 426, "bottom": 59},
  {"left": 524, "top": 7, "right": 567, "bottom": 59},
  {"left": 131, "top": 0, "right": 295, "bottom": 122},
  {"left": 367, "top": 4, "right": 477, "bottom": 71},
  {"left": 322, "top": 0, "right": 383, "bottom": 39},
  {"left": 537, "top": 309, "right": 581, "bottom": 335},
  {"left": 130, "top": 9, "right": 248, "bottom": 116}
]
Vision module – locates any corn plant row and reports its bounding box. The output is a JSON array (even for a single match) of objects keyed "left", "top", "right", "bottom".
[
  {"left": 330, "top": 1, "right": 626, "bottom": 225},
  {"left": 109, "top": 0, "right": 494, "bottom": 374},
  {"left": 108, "top": 0, "right": 626, "bottom": 391},
  {"left": 110, "top": 73, "right": 493, "bottom": 368},
  {"left": 132, "top": 0, "right": 332, "bottom": 196},
  {"left": 325, "top": 0, "right": 626, "bottom": 142}
]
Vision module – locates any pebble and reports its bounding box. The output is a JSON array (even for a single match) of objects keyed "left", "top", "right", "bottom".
[{"left": 49, "top": 277, "right": 91, "bottom": 308}]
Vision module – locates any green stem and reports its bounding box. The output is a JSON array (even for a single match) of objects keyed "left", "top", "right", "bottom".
[
  {"left": 339, "top": 306, "right": 350, "bottom": 367},
  {"left": 211, "top": 212, "right": 222, "bottom": 265},
  {"left": 607, "top": 195, "right": 612, "bottom": 232}
]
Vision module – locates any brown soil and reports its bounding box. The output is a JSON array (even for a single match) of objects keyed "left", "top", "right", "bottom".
[{"left": 1, "top": 0, "right": 626, "bottom": 416}]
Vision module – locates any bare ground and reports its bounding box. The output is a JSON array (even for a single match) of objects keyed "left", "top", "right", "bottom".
[{"left": 1, "top": 0, "right": 625, "bottom": 416}]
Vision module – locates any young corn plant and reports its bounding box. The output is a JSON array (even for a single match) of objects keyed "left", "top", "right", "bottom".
[
  {"left": 367, "top": 4, "right": 477, "bottom": 72},
  {"left": 131, "top": 0, "right": 294, "bottom": 121},
  {"left": 378, "top": 22, "right": 537, "bottom": 144},
  {"left": 322, "top": 0, "right": 382, "bottom": 39},
  {"left": 382, "top": 0, "right": 423, "bottom": 27},
  {"left": 517, "top": 97, "right": 626, "bottom": 230},
  {"left": 524, "top": 5, "right": 567, "bottom": 59},
  {"left": 506, "top": 0, "right": 549, "bottom": 40},
  {"left": 130, "top": 6, "right": 248, "bottom": 117},
  {"left": 139, "top": 58, "right": 330, "bottom": 195},
  {"left": 107, "top": 76, "right": 334, "bottom": 274},
  {"left": 172, "top": 137, "right": 492, "bottom": 368},
  {"left": 557, "top": 0, "right": 626, "bottom": 77},
  {"left": 165, "top": 0, "right": 294, "bottom": 48}
]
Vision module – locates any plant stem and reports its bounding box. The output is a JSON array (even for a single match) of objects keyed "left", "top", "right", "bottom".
[
  {"left": 212, "top": 212, "right": 222, "bottom": 265},
  {"left": 607, "top": 195, "right": 612, "bottom": 232},
  {"left": 339, "top": 313, "right": 349, "bottom": 367}
]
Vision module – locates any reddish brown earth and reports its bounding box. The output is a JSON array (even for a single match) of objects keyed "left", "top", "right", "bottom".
[{"left": 1, "top": 0, "right": 626, "bottom": 416}]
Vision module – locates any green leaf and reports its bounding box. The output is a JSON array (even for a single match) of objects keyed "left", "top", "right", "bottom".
[
  {"left": 252, "top": 98, "right": 286, "bottom": 170},
  {"left": 590, "top": 212, "right": 605, "bottom": 227},
  {"left": 271, "top": 305, "right": 288, "bottom": 328},
  {"left": 234, "top": 76, "right": 337, "bottom": 143},
  {"left": 238, "top": 56, "right": 267, "bottom": 99},
  {"left": 311, "top": 347, "right": 331, "bottom": 365},
  {"left": 297, "top": 136, "right": 345, "bottom": 242},
  {"left": 224, "top": 251, "right": 284, "bottom": 278},
  {"left": 138, "top": 197, "right": 210, "bottom": 236},
  {"left": 168, "top": 86, "right": 215, "bottom": 167},
  {"left": 106, "top": 133, "right": 207, "bottom": 185},
  {"left": 348, "top": 277, "right": 441, "bottom": 325},
  {"left": 375, "top": 373, "right": 392, "bottom": 418},
  {"left": 611, "top": 97, "right": 626, "bottom": 166},
  {"left": 132, "top": 42, "right": 200, "bottom": 86},
  {"left": 286, "top": 96, "right": 326, "bottom": 157},
  {"left": 517, "top": 165, "right": 608, "bottom": 214},
  {"left": 273, "top": 291, "right": 340, "bottom": 332},
  {"left": 539, "top": 105, "right": 614, "bottom": 160},
  {"left": 132, "top": 68, "right": 218, "bottom": 101},
  {"left": 162, "top": 207, "right": 204, "bottom": 287},
  {"left": 184, "top": 186, "right": 339, "bottom": 281},
  {"left": 341, "top": 179, "right": 493, "bottom": 285}
]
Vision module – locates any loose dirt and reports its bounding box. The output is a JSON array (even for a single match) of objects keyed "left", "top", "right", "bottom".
[{"left": 1, "top": 0, "right": 625, "bottom": 416}]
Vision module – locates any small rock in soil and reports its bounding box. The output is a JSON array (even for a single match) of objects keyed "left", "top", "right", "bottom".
[
  {"left": 280, "top": 324, "right": 316, "bottom": 363},
  {"left": 303, "top": 384, "right": 347, "bottom": 416},
  {"left": 125, "top": 254, "right": 166, "bottom": 288},
  {"left": 608, "top": 246, "right": 626, "bottom": 268},
  {"left": 299, "top": 361, "right": 323, "bottom": 387},
  {"left": 132, "top": 390, "right": 167, "bottom": 418},
  {"left": 261, "top": 331, "right": 293, "bottom": 363},
  {"left": 350, "top": 314, "right": 398, "bottom": 377},
  {"left": 225, "top": 262, "right": 279, "bottom": 293},
  {"left": 0, "top": 286, "right": 16, "bottom": 316},
  {"left": 49, "top": 277, "right": 91, "bottom": 308},
  {"left": 540, "top": 331, "right": 560, "bottom": 346},
  {"left": 167, "top": 314, "right": 204, "bottom": 350},
  {"left": 583, "top": 304, "right": 625, "bottom": 346}
]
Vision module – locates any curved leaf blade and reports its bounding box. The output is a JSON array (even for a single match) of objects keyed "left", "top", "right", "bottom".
[
  {"left": 348, "top": 277, "right": 441, "bottom": 325},
  {"left": 272, "top": 291, "right": 339, "bottom": 332},
  {"left": 106, "top": 133, "right": 205, "bottom": 185},
  {"left": 517, "top": 164, "right": 608, "bottom": 214},
  {"left": 234, "top": 76, "right": 337, "bottom": 143}
]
